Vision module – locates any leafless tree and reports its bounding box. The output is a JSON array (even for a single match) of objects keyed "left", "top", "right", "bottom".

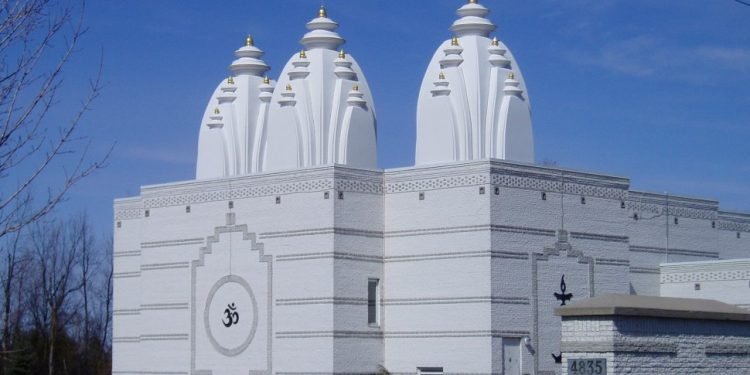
[
  {"left": 0, "top": 0, "right": 108, "bottom": 241},
  {"left": 26, "top": 217, "right": 85, "bottom": 375}
]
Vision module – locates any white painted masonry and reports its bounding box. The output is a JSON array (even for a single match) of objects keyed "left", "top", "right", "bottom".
[
  {"left": 112, "top": 2, "right": 750, "bottom": 375},
  {"left": 661, "top": 259, "right": 750, "bottom": 309}
]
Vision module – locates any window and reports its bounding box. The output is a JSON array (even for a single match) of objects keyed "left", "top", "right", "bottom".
[
  {"left": 419, "top": 192, "right": 425, "bottom": 201},
  {"left": 338, "top": 191, "right": 344, "bottom": 200},
  {"left": 417, "top": 367, "right": 444, "bottom": 375},
  {"left": 494, "top": 187, "right": 500, "bottom": 195},
  {"left": 620, "top": 201, "right": 626, "bottom": 209},
  {"left": 580, "top": 196, "right": 586, "bottom": 205},
  {"left": 186, "top": 205, "right": 191, "bottom": 213},
  {"left": 541, "top": 192, "right": 547, "bottom": 201},
  {"left": 324, "top": 191, "right": 330, "bottom": 199},
  {"left": 368, "top": 279, "right": 379, "bottom": 326},
  {"left": 479, "top": 186, "right": 485, "bottom": 195},
  {"left": 228, "top": 201, "right": 234, "bottom": 209},
  {"left": 674, "top": 217, "right": 678, "bottom": 225},
  {"left": 275, "top": 196, "right": 281, "bottom": 204},
  {"left": 695, "top": 283, "right": 701, "bottom": 291}
]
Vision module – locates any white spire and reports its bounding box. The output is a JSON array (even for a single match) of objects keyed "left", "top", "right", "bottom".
[
  {"left": 300, "top": 6, "right": 345, "bottom": 50},
  {"left": 230, "top": 35, "right": 270, "bottom": 76},
  {"left": 415, "top": 1, "right": 534, "bottom": 165},
  {"left": 451, "top": 0, "right": 496, "bottom": 37}
]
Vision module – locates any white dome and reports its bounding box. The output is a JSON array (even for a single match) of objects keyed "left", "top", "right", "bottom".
[
  {"left": 415, "top": 0, "right": 535, "bottom": 165},
  {"left": 259, "top": 7, "right": 377, "bottom": 172},
  {"left": 196, "top": 36, "right": 275, "bottom": 179}
]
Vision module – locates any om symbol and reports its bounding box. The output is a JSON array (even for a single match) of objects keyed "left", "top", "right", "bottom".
[{"left": 222, "top": 303, "right": 240, "bottom": 328}]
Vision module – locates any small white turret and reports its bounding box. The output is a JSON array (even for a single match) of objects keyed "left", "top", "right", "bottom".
[
  {"left": 196, "top": 36, "right": 275, "bottom": 179},
  {"left": 415, "top": 0, "right": 534, "bottom": 165}
]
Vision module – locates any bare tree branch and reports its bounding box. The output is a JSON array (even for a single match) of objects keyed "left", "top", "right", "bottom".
[{"left": 0, "top": 0, "right": 109, "bottom": 240}]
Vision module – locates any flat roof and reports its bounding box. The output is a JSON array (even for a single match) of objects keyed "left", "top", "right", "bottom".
[{"left": 555, "top": 294, "right": 750, "bottom": 322}]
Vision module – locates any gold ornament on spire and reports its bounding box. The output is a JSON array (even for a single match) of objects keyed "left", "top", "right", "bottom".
[
  {"left": 227, "top": 76, "right": 234, "bottom": 85},
  {"left": 286, "top": 84, "right": 293, "bottom": 91},
  {"left": 263, "top": 76, "right": 270, "bottom": 84},
  {"left": 492, "top": 37, "right": 499, "bottom": 46},
  {"left": 214, "top": 107, "right": 220, "bottom": 114},
  {"left": 338, "top": 49, "right": 346, "bottom": 59},
  {"left": 352, "top": 84, "right": 359, "bottom": 92},
  {"left": 451, "top": 36, "right": 459, "bottom": 46},
  {"left": 439, "top": 72, "right": 446, "bottom": 80},
  {"left": 299, "top": 50, "right": 307, "bottom": 58},
  {"left": 245, "top": 35, "right": 254, "bottom": 47},
  {"left": 318, "top": 5, "right": 327, "bottom": 18},
  {"left": 469, "top": 0, "right": 478, "bottom": 3},
  {"left": 507, "top": 72, "right": 515, "bottom": 80}
]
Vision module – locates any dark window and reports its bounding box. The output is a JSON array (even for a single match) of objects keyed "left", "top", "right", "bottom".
[
  {"left": 494, "top": 187, "right": 500, "bottom": 195},
  {"left": 541, "top": 192, "right": 547, "bottom": 201},
  {"left": 674, "top": 217, "right": 678, "bottom": 225},
  {"left": 620, "top": 201, "right": 626, "bottom": 209},
  {"left": 580, "top": 196, "right": 586, "bottom": 205},
  {"left": 338, "top": 191, "right": 344, "bottom": 200},
  {"left": 275, "top": 196, "right": 281, "bottom": 204},
  {"left": 186, "top": 206, "right": 191, "bottom": 213},
  {"left": 228, "top": 201, "right": 234, "bottom": 209},
  {"left": 695, "top": 283, "right": 701, "bottom": 291},
  {"left": 479, "top": 187, "right": 485, "bottom": 195},
  {"left": 419, "top": 192, "right": 425, "bottom": 201},
  {"left": 324, "top": 191, "right": 330, "bottom": 199},
  {"left": 368, "top": 279, "right": 379, "bottom": 325},
  {"left": 145, "top": 210, "right": 150, "bottom": 218}
]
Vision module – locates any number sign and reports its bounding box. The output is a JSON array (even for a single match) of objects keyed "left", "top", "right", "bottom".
[{"left": 568, "top": 358, "right": 607, "bottom": 375}]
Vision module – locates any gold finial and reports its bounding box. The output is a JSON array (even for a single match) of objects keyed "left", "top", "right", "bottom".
[
  {"left": 451, "top": 36, "right": 459, "bottom": 46},
  {"left": 352, "top": 84, "right": 359, "bottom": 91},
  {"left": 507, "top": 72, "right": 515, "bottom": 80},
  {"left": 338, "top": 49, "right": 346, "bottom": 59},
  {"left": 469, "top": 0, "right": 478, "bottom": 3},
  {"left": 214, "top": 107, "right": 220, "bottom": 114},
  {"left": 263, "top": 76, "right": 270, "bottom": 84},
  {"left": 299, "top": 50, "right": 307, "bottom": 58},
  {"left": 439, "top": 72, "right": 445, "bottom": 80},
  {"left": 318, "top": 5, "right": 327, "bottom": 18},
  {"left": 227, "top": 76, "right": 234, "bottom": 85},
  {"left": 245, "top": 35, "right": 254, "bottom": 47},
  {"left": 286, "top": 84, "right": 292, "bottom": 91},
  {"left": 492, "top": 37, "right": 499, "bottom": 46}
]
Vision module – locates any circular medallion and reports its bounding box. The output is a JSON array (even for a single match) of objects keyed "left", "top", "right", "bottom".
[{"left": 204, "top": 275, "right": 258, "bottom": 356}]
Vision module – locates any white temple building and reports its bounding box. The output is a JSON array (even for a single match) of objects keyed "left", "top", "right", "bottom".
[{"left": 113, "top": 2, "right": 750, "bottom": 375}]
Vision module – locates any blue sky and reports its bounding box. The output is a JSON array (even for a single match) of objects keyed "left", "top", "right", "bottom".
[{"left": 45, "top": 0, "right": 750, "bottom": 236}]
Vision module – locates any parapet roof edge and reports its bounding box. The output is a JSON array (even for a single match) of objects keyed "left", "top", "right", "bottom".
[{"left": 556, "top": 294, "right": 750, "bottom": 322}]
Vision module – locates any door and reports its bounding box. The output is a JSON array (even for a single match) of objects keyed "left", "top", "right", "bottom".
[{"left": 503, "top": 338, "right": 521, "bottom": 375}]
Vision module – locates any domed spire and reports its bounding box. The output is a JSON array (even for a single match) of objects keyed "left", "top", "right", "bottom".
[
  {"left": 301, "top": 6, "right": 345, "bottom": 50},
  {"left": 230, "top": 35, "right": 270, "bottom": 76},
  {"left": 451, "top": 0, "right": 496, "bottom": 37}
]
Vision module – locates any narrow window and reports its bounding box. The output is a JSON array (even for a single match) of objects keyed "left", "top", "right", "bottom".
[
  {"left": 620, "top": 201, "right": 626, "bottom": 209},
  {"left": 417, "top": 367, "right": 444, "bottom": 375},
  {"left": 116, "top": 221, "right": 122, "bottom": 228},
  {"left": 275, "top": 196, "right": 281, "bottom": 204},
  {"left": 228, "top": 201, "right": 234, "bottom": 209},
  {"left": 479, "top": 186, "right": 486, "bottom": 195},
  {"left": 494, "top": 187, "right": 500, "bottom": 195},
  {"left": 694, "top": 283, "right": 701, "bottom": 291},
  {"left": 324, "top": 191, "right": 330, "bottom": 199},
  {"left": 419, "top": 192, "right": 425, "bottom": 201},
  {"left": 674, "top": 217, "right": 678, "bottom": 225},
  {"left": 338, "top": 191, "right": 344, "bottom": 200},
  {"left": 541, "top": 192, "right": 547, "bottom": 201},
  {"left": 738, "top": 232, "right": 742, "bottom": 239},
  {"left": 186, "top": 205, "right": 191, "bottom": 213},
  {"left": 633, "top": 213, "right": 639, "bottom": 221},
  {"left": 580, "top": 196, "right": 586, "bottom": 205},
  {"left": 368, "top": 279, "right": 379, "bottom": 326},
  {"left": 144, "top": 209, "right": 150, "bottom": 218},
  {"left": 711, "top": 221, "right": 716, "bottom": 229}
]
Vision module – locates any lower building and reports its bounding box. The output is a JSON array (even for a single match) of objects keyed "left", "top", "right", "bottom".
[{"left": 113, "top": 160, "right": 750, "bottom": 375}]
